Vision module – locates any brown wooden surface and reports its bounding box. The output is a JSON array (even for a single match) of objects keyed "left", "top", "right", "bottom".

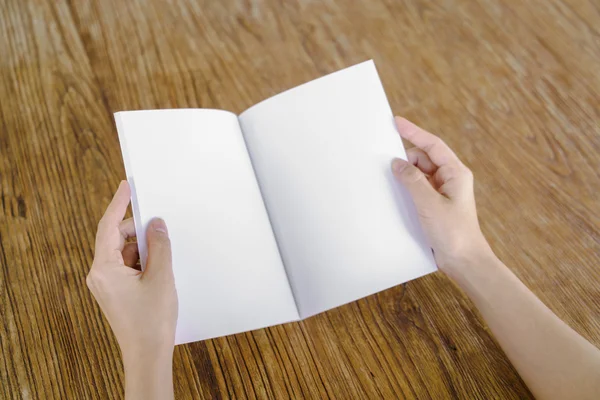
[{"left": 1, "top": 0, "right": 599, "bottom": 398}]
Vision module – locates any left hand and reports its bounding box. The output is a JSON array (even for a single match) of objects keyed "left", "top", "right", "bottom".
[{"left": 87, "top": 181, "right": 178, "bottom": 375}]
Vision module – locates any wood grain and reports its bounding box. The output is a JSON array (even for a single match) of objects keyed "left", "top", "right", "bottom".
[{"left": 1, "top": 0, "right": 599, "bottom": 398}]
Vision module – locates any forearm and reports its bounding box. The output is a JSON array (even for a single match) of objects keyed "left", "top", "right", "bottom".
[
  {"left": 448, "top": 249, "right": 600, "bottom": 400},
  {"left": 122, "top": 348, "right": 174, "bottom": 400}
]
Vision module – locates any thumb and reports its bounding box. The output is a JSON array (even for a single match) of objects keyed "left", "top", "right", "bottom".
[
  {"left": 143, "top": 218, "right": 173, "bottom": 280},
  {"left": 392, "top": 158, "right": 439, "bottom": 208}
]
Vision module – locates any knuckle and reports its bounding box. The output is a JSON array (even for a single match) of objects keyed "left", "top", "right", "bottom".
[
  {"left": 402, "top": 165, "right": 424, "bottom": 183},
  {"left": 460, "top": 164, "right": 474, "bottom": 179},
  {"left": 441, "top": 162, "right": 462, "bottom": 180},
  {"left": 428, "top": 137, "right": 444, "bottom": 151},
  {"left": 449, "top": 165, "right": 461, "bottom": 179},
  {"left": 406, "top": 147, "right": 419, "bottom": 156},
  {"left": 86, "top": 269, "right": 98, "bottom": 289}
]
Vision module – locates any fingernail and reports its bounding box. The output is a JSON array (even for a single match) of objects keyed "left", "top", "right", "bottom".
[
  {"left": 392, "top": 158, "right": 407, "bottom": 172},
  {"left": 151, "top": 218, "right": 168, "bottom": 234}
]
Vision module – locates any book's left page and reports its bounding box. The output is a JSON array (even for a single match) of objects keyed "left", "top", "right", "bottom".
[{"left": 115, "top": 109, "right": 299, "bottom": 344}]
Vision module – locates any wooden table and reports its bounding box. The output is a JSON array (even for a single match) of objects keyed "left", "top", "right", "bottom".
[{"left": 1, "top": 0, "right": 599, "bottom": 398}]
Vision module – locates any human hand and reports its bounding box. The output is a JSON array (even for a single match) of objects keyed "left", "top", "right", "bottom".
[
  {"left": 87, "top": 181, "right": 177, "bottom": 399},
  {"left": 391, "top": 117, "right": 492, "bottom": 276}
]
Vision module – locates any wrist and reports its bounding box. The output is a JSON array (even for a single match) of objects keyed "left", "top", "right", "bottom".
[
  {"left": 122, "top": 343, "right": 173, "bottom": 372},
  {"left": 122, "top": 346, "right": 174, "bottom": 400},
  {"left": 119, "top": 332, "right": 175, "bottom": 362},
  {"left": 438, "top": 234, "right": 497, "bottom": 283}
]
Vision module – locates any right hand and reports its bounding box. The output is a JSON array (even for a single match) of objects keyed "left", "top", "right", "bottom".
[{"left": 391, "top": 117, "right": 492, "bottom": 276}]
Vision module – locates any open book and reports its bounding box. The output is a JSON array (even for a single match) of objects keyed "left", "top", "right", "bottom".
[{"left": 115, "top": 60, "right": 437, "bottom": 345}]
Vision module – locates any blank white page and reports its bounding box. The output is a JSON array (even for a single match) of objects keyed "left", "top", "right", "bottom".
[
  {"left": 239, "top": 60, "right": 437, "bottom": 318},
  {"left": 116, "top": 109, "right": 299, "bottom": 344}
]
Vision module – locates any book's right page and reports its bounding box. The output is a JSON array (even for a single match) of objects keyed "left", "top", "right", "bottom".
[{"left": 239, "top": 60, "right": 437, "bottom": 319}]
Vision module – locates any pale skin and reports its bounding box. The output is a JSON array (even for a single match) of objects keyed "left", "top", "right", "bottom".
[
  {"left": 88, "top": 117, "right": 600, "bottom": 400},
  {"left": 87, "top": 191, "right": 177, "bottom": 400}
]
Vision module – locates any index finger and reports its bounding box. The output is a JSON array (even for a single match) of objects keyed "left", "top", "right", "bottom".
[
  {"left": 395, "top": 117, "right": 459, "bottom": 167},
  {"left": 98, "top": 181, "right": 131, "bottom": 229},
  {"left": 95, "top": 181, "right": 131, "bottom": 255}
]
